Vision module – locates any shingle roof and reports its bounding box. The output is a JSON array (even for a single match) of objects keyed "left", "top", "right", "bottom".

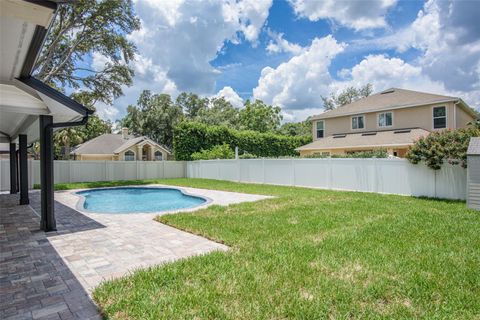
[
  {"left": 296, "top": 128, "right": 430, "bottom": 151},
  {"left": 467, "top": 137, "right": 480, "bottom": 155},
  {"left": 71, "top": 134, "right": 171, "bottom": 155},
  {"left": 311, "top": 88, "right": 460, "bottom": 120},
  {"left": 72, "top": 134, "right": 132, "bottom": 154}
]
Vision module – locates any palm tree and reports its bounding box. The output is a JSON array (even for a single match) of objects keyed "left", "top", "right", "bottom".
[{"left": 54, "top": 128, "right": 83, "bottom": 160}]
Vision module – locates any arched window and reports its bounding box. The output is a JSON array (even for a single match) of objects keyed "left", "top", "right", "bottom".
[
  {"left": 124, "top": 150, "right": 135, "bottom": 161},
  {"left": 154, "top": 150, "right": 163, "bottom": 161}
]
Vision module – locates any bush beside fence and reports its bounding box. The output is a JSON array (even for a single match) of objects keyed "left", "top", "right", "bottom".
[{"left": 173, "top": 122, "right": 311, "bottom": 160}]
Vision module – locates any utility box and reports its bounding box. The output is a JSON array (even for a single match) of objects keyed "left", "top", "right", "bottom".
[{"left": 467, "top": 137, "right": 480, "bottom": 210}]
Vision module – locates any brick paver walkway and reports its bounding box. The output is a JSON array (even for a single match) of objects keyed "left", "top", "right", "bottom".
[
  {"left": 0, "top": 194, "right": 100, "bottom": 320},
  {"left": 1, "top": 186, "right": 269, "bottom": 319}
]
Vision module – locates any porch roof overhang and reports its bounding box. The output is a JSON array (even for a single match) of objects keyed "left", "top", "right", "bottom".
[{"left": 0, "top": 0, "right": 92, "bottom": 145}]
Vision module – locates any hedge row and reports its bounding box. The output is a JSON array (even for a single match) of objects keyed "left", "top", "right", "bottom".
[{"left": 173, "top": 121, "right": 312, "bottom": 160}]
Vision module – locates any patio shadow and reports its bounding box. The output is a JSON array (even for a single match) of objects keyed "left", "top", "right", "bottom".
[{"left": 0, "top": 193, "right": 101, "bottom": 319}]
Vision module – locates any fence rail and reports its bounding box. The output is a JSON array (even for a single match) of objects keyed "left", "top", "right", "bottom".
[
  {"left": 0, "top": 160, "right": 186, "bottom": 191},
  {"left": 187, "top": 158, "right": 466, "bottom": 200}
]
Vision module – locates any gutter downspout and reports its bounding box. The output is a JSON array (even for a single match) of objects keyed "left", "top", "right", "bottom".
[
  {"left": 454, "top": 100, "right": 459, "bottom": 130},
  {"left": 45, "top": 114, "right": 89, "bottom": 130}
]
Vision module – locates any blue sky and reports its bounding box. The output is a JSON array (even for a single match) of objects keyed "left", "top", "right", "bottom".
[{"left": 95, "top": 0, "right": 480, "bottom": 122}]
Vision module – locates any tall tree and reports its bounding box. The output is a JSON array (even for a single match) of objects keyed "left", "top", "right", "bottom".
[
  {"left": 239, "top": 100, "right": 282, "bottom": 132},
  {"left": 120, "top": 90, "right": 184, "bottom": 148},
  {"left": 34, "top": 0, "right": 140, "bottom": 106},
  {"left": 195, "top": 97, "right": 240, "bottom": 128},
  {"left": 321, "top": 84, "right": 373, "bottom": 110},
  {"left": 278, "top": 118, "right": 312, "bottom": 137},
  {"left": 176, "top": 92, "right": 208, "bottom": 118}
]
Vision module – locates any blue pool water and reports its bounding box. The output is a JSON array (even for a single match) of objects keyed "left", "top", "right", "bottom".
[{"left": 77, "top": 187, "right": 207, "bottom": 213}]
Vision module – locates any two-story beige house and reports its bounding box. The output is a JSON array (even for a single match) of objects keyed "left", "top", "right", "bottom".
[
  {"left": 71, "top": 128, "right": 171, "bottom": 161},
  {"left": 297, "top": 88, "right": 477, "bottom": 157}
]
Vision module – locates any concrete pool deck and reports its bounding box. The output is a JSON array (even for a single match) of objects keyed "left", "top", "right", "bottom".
[
  {"left": 0, "top": 185, "right": 270, "bottom": 319},
  {"left": 50, "top": 184, "right": 271, "bottom": 291}
]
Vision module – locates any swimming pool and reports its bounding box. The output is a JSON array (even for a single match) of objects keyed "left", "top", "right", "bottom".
[{"left": 76, "top": 187, "right": 208, "bottom": 213}]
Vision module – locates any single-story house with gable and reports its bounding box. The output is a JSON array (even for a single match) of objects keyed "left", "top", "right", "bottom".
[{"left": 71, "top": 128, "right": 171, "bottom": 161}]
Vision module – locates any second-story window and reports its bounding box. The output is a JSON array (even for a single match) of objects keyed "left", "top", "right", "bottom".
[
  {"left": 352, "top": 115, "right": 365, "bottom": 130},
  {"left": 433, "top": 106, "right": 447, "bottom": 129},
  {"left": 316, "top": 121, "right": 324, "bottom": 138},
  {"left": 378, "top": 112, "right": 393, "bottom": 127}
]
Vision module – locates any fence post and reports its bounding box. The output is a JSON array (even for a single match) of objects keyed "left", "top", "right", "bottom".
[
  {"left": 262, "top": 158, "right": 265, "bottom": 184},
  {"left": 373, "top": 158, "right": 377, "bottom": 193},
  {"left": 328, "top": 158, "right": 332, "bottom": 189},
  {"left": 104, "top": 161, "right": 108, "bottom": 181},
  {"left": 68, "top": 160, "right": 72, "bottom": 183},
  {"left": 136, "top": 161, "right": 139, "bottom": 180},
  {"left": 291, "top": 158, "right": 295, "bottom": 186},
  {"left": 237, "top": 158, "right": 241, "bottom": 182}
]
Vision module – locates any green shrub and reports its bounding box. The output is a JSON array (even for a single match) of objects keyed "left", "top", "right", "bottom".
[
  {"left": 191, "top": 144, "right": 235, "bottom": 160},
  {"left": 406, "top": 127, "right": 479, "bottom": 169},
  {"left": 173, "top": 121, "right": 311, "bottom": 160},
  {"left": 303, "top": 149, "right": 388, "bottom": 159},
  {"left": 239, "top": 152, "right": 259, "bottom": 159}
]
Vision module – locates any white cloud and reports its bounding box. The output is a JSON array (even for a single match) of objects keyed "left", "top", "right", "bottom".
[
  {"left": 342, "top": 54, "right": 446, "bottom": 94},
  {"left": 253, "top": 35, "right": 346, "bottom": 109},
  {"left": 91, "top": 52, "right": 113, "bottom": 72},
  {"left": 95, "top": 101, "right": 119, "bottom": 121},
  {"left": 129, "top": 0, "right": 272, "bottom": 94},
  {"left": 288, "top": 0, "right": 397, "bottom": 30},
  {"left": 266, "top": 30, "right": 303, "bottom": 55},
  {"left": 215, "top": 86, "right": 244, "bottom": 108},
  {"left": 106, "top": 0, "right": 272, "bottom": 121},
  {"left": 353, "top": 0, "right": 480, "bottom": 107}
]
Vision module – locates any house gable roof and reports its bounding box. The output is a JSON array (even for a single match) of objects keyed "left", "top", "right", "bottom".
[
  {"left": 311, "top": 88, "right": 475, "bottom": 120},
  {"left": 72, "top": 134, "right": 171, "bottom": 155}
]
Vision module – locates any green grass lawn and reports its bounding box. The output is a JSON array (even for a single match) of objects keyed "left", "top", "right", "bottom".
[{"left": 60, "top": 179, "right": 479, "bottom": 319}]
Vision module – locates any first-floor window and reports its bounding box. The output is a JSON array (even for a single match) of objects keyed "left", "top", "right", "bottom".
[
  {"left": 316, "top": 121, "right": 324, "bottom": 138},
  {"left": 433, "top": 106, "right": 446, "bottom": 129},
  {"left": 154, "top": 151, "right": 163, "bottom": 161},
  {"left": 352, "top": 115, "right": 365, "bottom": 129},
  {"left": 124, "top": 150, "right": 135, "bottom": 161},
  {"left": 378, "top": 112, "right": 393, "bottom": 127}
]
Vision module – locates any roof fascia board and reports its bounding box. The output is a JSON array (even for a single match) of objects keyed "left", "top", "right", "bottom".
[
  {"left": 20, "top": 26, "right": 48, "bottom": 77},
  {"left": 18, "top": 76, "right": 92, "bottom": 116},
  {"left": 23, "top": 0, "right": 58, "bottom": 10}
]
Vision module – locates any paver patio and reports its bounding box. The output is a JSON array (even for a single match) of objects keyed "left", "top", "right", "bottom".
[{"left": 1, "top": 186, "right": 269, "bottom": 319}]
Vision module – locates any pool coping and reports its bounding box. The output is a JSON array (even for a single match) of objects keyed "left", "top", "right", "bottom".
[{"left": 72, "top": 185, "right": 214, "bottom": 215}]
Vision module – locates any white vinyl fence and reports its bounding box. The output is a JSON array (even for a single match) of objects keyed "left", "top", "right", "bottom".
[
  {"left": 187, "top": 158, "right": 466, "bottom": 200},
  {"left": 0, "top": 160, "right": 186, "bottom": 191},
  {"left": 1, "top": 158, "right": 466, "bottom": 200}
]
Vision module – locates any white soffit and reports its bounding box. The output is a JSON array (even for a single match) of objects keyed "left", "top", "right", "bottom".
[
  {"left": 0, "top": 84, "right": 48, "bottom": 114},
  {"left": 0, "top": 0, "right": 54, "bottom": 27},
  {"left": 0, "top": 16, "right": 36, "bottom": 81}
]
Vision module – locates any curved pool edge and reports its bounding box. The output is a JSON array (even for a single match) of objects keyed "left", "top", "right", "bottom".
[{"left": 73, "top": 185, "right": 213, "bottom": 215}]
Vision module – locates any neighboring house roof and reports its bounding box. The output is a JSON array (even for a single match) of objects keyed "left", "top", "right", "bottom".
[
  {"left": 72, "top": 134, "right": 171, "bottom": 155},
  {"left": 467, "top": 137, "right": 480, "bottom": 155},
  {"left": 311, "top": 88, "right": 475, "bottom": 120},
  {"left": 296, "top": 128, "right": 430, "bottom": 151}
]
